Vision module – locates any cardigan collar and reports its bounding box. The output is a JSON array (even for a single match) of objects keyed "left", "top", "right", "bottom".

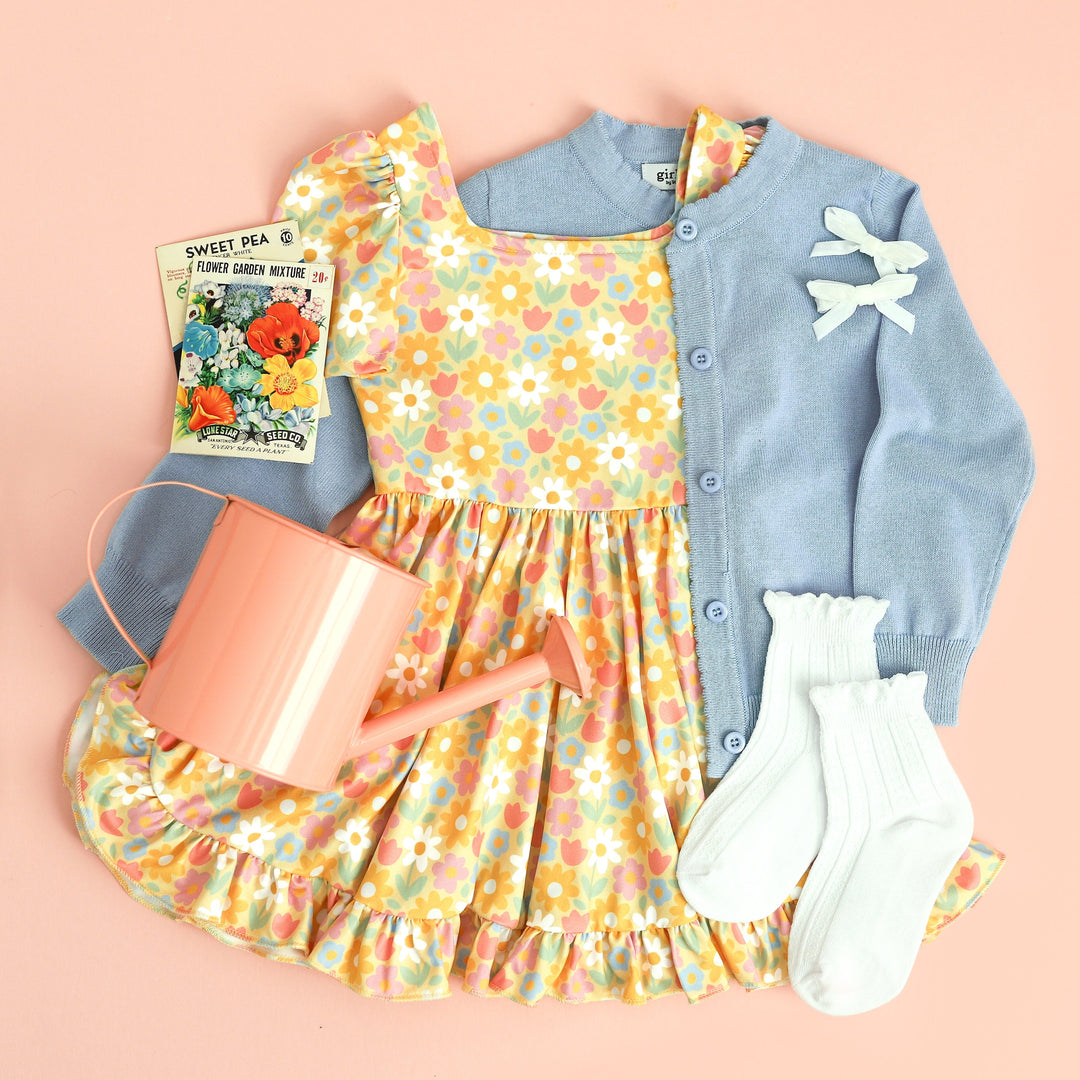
[{"left": 567, "top": 105, "right": 803, "bottom": 237}]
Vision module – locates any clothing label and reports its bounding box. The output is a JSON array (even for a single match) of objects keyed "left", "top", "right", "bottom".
[
  {"left": 642, "top": 163, "right": 679, "bottom": 190},
  {"left": 170, "top": 257, "right": 335, "bottom": 465}
]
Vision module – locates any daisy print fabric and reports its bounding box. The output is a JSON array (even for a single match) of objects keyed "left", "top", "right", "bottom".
[{"left": 66, "top": 102, "right": 1005, "bottom": 1004}]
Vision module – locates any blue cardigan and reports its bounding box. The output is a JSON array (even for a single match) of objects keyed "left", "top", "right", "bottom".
[{"left": 59, "top": 109, "right": 1035, "bottom": 778}]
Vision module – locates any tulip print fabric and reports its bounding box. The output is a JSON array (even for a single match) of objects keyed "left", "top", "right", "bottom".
[{"left": 66, "top": 102, "right": 1005, "bottom": 1004}]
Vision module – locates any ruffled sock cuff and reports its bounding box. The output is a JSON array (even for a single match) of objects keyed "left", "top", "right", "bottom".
[
  {"left": 875, "top": 634, "right": 975, "bottom": 727},
  {"left": 809, "top": 671, "right": 929, "bottom": 730},
  {"left": 763, "top": 590, "right": 890, "bottom": 648}
]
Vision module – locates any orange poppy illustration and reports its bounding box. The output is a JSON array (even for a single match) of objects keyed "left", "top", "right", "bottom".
[
  {"left": 246, "top": 302, "right": 320, "bottom": 364},
  {"left": 187, "top": 385, "right": 237, "bottom": 431}
]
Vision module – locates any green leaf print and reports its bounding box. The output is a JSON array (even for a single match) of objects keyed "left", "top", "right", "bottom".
[
  {"left": 394, "top": 871, "right": 427, "bottom": 901},
  {"left": 612, "top": 472, "right": 645, "bottom": 502},
  {"left": 533, "top": 279, "right": 567, "bottom": 307},
  {"left": 506, "top": 401, "right": 534, "bottom": 431},
  {"left": 435, "top": 264, "right": 470, "bottom": 293},
  {"left": 595, "top": 364, "right": 629, "bottom": 391},
  {"left": 443, "top": 335, "right": 478, "bottom": 363}
]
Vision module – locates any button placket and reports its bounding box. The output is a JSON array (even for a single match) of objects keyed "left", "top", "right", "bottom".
[{"left": 667, "top": 239, "right": 747, "bottom": 779}]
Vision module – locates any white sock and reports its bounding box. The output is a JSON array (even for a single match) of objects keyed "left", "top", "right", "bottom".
[
  {"left": 677, "top": 591, "right": 888, "bottom": 922},
  {"left": 789, "top": 672, "right": 974, "bottom": 1016}
]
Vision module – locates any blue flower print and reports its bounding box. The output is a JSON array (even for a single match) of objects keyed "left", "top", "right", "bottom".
[
  {"left": 470, "top": 251, "right": 498, "bottom": 276},
  {"left": 578, "top": 411, "right": 605, "bottom": 440},
  {"left": 183, "top": 321, "right": 219, "bottom": 359},
  {"left": 629, "top": 364, "right": 657, "bottom": 391},
  {"left": 553, "top": 308, "right": 582, "bottom": 335},
  {"left": 406, "top": 449, "right": 432, "bottom": 474},
  {"left": 607, "top": 274, "right": 634, "bottom": 302},
  {"left": 522, "top": 334, "right": 551, "bottom": 363},
  {"left": 502, "top": 440, "right": 529, "bottom": 468},
  {"left": 478, "top": 403, "right": 507, "bottom": 430}
]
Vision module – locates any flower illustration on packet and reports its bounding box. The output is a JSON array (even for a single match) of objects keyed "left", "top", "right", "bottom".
[{"left": 170, "top": 257, "right": 335, "bottom": 465}]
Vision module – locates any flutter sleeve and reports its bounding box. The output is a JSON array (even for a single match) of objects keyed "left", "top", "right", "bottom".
[{"left": 273, "top": 129, "right": 402, "bottom": 379}]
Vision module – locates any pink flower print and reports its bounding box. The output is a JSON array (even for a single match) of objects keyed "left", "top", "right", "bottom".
[
  {"left": 633, "top": 325, "right": 671, "bottom": 364},
  {"left": 301, "top": 813, "right": 337, "bottom": 850},
  {"left": 482, "top": 320, "right": 521, "bottom": 361},
  {"left": 613, "top": 858, "right": 647, "bottom": 900},
  {"left": 493, "top": 237, "right": 530, "bottom": 267},
  {"left": 401, "top": 269, "right": 437, "bottom": 308},
  {"left": 547, "top": 797, "right": 583, "bottom": 838},
  {"left": 577, "top": 245, "right": 616, "bottom": 282},
  {"left": 173, "top": 795, "right": 213, "bottom": 830},
  {"left": 453, "top": 757, "right": 481, "bottom": 796},
  {"left": 438, "top": 393, "right": 474, "bottom": 433},
  {"left": 541, "top": 393, "right": 578, "bottom": 432},
  {"left": 369, "top": 432, "right": 404, "bottom": 468},
  {"left": 514, "top": 763, "right": 542, "bottom": 800},
  {"left": 576, "top": 480, "right": 614, "bottom": 511},
  {"left": 127, "top": 801, "right": 167, "bottom": 839},
  {"left": 471, "top": 604, "right": 501, "bottom": 649},
  {"left": 173, "top": 868, "right": 212, "bottom": 909},
  {"left": 493, "top": 467, "right": 530, "bottom": 504},
  {"left": 641, "top": 440, "right": 676, "bottom": 479},
  {"left": 433, "top": 851, "right": 469, "bottom": 892}
]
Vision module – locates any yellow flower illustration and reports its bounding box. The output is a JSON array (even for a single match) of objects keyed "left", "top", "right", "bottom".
[{"left": 257, "top": 355, "right": 320, "bottom": 412}]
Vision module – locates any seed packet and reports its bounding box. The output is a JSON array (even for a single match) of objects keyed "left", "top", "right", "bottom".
[
  {"left": 170, "top": 257, "right": 335, "bottom": 464},
  {"left": 156, "top": 222, "right": 303, "bottom": 371}
]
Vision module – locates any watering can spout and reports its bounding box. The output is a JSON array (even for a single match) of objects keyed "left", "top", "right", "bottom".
[{"left": 346, "top": 616, "right": 593, "bottom": 759}]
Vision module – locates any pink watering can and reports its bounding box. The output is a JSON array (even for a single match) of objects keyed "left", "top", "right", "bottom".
[{"left": 88, "top": 481, "right": 593, "bottom": 790}]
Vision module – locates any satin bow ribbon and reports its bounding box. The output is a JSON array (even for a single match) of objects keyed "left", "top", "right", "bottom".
[
  {"left": 811, "top": 206, "right": 928, "bottom": 276},
  {"left": 806, "top": 274, "right": 918, "bottom": 340}
]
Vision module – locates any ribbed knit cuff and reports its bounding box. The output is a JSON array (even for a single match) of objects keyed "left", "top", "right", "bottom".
[
  {"left": 57, "top": 549, "right": 176, "bottom": 672},
  {"left": 874, "top": 634, "right": 975, "bottom": 728}
]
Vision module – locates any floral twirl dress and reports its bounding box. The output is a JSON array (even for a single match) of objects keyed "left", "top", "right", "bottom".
[{"left": 66, "top": 102, "right": 1003, "bottom": 1004}]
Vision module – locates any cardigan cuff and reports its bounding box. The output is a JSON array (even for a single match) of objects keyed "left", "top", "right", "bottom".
[
  {"left": 57, "top": 549, "right": 176, "bottom": 672},
  {"left": 874, "top": 633, "right": 976, "bottom": 727}
]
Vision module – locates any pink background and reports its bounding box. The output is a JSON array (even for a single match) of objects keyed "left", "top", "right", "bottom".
[{"left": 7, "top": 1, "right": 1077, "bottom": 1075}]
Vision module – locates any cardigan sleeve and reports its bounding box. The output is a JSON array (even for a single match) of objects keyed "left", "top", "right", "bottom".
[
  {"left": 57, "top": 376, "right": 374, "bottom": 672},
  {"left": 54, "top": 128, "right": 404, "bottom": 673},
  {"left": 852, "top": 171, "right": 1035, "bottom": 725}
]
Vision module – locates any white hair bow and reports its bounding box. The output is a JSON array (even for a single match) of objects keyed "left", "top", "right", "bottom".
[
  {"left": 811, "top": 206, "right": 928, "bottom": 276},
  {"left": 806, "top": 274, "right": 917, "bottom": 340}
]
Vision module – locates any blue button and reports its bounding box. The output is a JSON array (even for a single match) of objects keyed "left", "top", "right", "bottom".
[
  {"left": 723, "top": 731, "right": 745, "bottom": 754},
  {"left": 698, "top": 470, "right": 721, "bottom": 493},
  {"left": 689, "top": 347, "right": 714, "bottom": 371},
  {"left": 676, "top": 217, "right": 698, "bottom": 241},
  {"left": 705, "top": 600, "right": 728, "bottom": 623}
]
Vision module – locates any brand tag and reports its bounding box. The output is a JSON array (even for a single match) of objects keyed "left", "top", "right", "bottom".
[{"left": 642, "top": 163, "right": 678, "bottom": 190}]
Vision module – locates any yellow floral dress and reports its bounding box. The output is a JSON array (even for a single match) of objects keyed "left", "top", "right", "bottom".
[{"left": 66, "top": 102, "right": 1003, "bottom": 1004}]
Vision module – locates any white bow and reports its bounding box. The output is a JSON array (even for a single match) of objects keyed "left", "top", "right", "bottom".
[
  {"left": 806, "top": 274, "right": 917, "bottom": 340},
  {"left": 811, "top": 206, "right": 928, "bottom": 276}
]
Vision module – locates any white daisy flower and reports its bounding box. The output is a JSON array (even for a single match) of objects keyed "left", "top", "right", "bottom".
[
  {"left": 403, "top": 761, "right": 434, "bottom": 800},
  {"left": 387, "top": 148, "right": 420, "bottom": 191},
  {"left": 151, "top": 779, "right": 173, "bottom": 806},
  {"left": 528, "top": 912, "right": 560, "bottom": 932},
  {"left": 300, "top": 234, "right": 333, "bottom": 263},
  {"left": 254, "top": 868, "right": 288, "bottom": 908},
  {"left": 109, "top": 771, "right": 153, "bottom": 806},
  {"left": 335, "top": 817, "right": 373, "bottom": 860},
  {"left": 533, "top": 241, "right": 575, "bottom": 285},
  {"left": 507, "top": 362, "right": 549, "bottom": 408},
  {"left": 674, "top": 521, "right": 690, "bottom": 568},
  {"left": 386, "top": 653, "right": 429, "bottom": 697},
  {"left": 597, "top": 431, "right": 638, "bottom": 475},
  {"left": 642, "top": 931, "right": 673, "bottom": 979},
  {"left": 664, "top": 750, "right": 699, "bottom": 796},
  {"left": 509, "top": 852, "right": 528, "bottom": 885},
  {"left": 393, "top": 925, "right": 427, "bottom": 965},
  {"left": 581, "top": 933, "right": 606, "bottom": 967},
  {"left": 586, "top": 317, "right": 630, "bottom": 362},
  {"left": 482, "top": 648, "right": 508, "bottom": 673},
  {"left": 205, "top": 755, "right": 236, "bottom": 779},
  {"left": 574, "top": 754, "right": 611, "bottom": 798},
  {"left": 430, "top": 460, "right": 469, "bottom": 497},
  {"left": 375, "top": 187, "right": 402, "bottom": 221},
  {"left": 482, "top": 761, "right": 512, "bottom": 806},
  {"left": 586, "top": 828, "right": 622, "bottom": 875},
  {"left": 388, "top": 378, "right": 431, "bottom": 422},
  {"left": 447, "top": 293, "right": 491, "bottom": 337},
  {"left": 401, "top": 825, "right": 440, "bottom": 873},
  {"left": 636, "top": 549, "right": 658, "bottom": 579},
  {"left": 196, "top": 897, "right": 230, "bottom": 921},
  {"left": 631, "top": 905, "right": 670, "bottom": 931},
  {"left": 662, "top": 379, "right": 683, "bottom": 420},
  {"left": 533, "top": 589, "right": 565, "bottom": 633},
  {"left": 426, "top": 230, "right": 469, "bottom": 268},
  {"left": 336, "top": 292, "right": 377, "bottom": 339},
  {"left": 284, "top": 172, "right": 324, "bottom": 213},
  {"left": 230, "top": 816, "right": 276, "bottom": 858},
  {"left": 531, "top": 476, "right": 573, "bottom": 510}
]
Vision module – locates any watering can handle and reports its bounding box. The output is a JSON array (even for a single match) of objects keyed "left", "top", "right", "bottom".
[{"left": 86, "top": 481, "right": 230, "bottom": 668}]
